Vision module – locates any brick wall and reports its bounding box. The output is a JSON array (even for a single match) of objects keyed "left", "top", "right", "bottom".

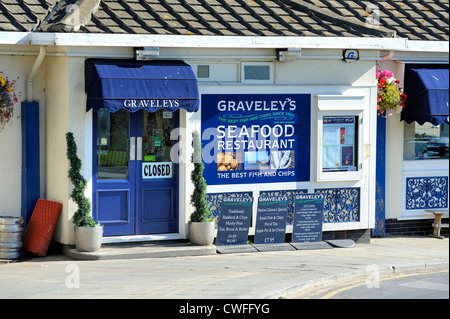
[{"left": 385, "top": 218, "right": 449, "bottom": 237}]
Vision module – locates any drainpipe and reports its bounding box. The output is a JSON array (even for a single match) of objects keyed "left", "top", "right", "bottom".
[
  {"left": 379, "top": 50, "right": 394, "bottom": 63},
  {"left": 27, "top": 46, "right": 47, "bottom": 102},
  {"left": 21, "top": 45, "right": 47, "bottom": 228}
]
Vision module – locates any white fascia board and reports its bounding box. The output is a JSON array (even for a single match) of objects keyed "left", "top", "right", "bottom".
[
  {"left": 404, "top": 40, "right": 449, "bottom": 53},
  {"left": 0, "top": 31, "right": 408, "bottom": 50},
  {"left": 0, "top": 32, "right": 30, "bottom": 45},
  {"left": 1, "top": 32, "right": 447, "bottom": 54},
  {"left": 53, "top": 33, "right": 409, "bottom": 50}
]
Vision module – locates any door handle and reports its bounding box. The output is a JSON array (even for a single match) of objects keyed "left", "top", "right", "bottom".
[
  {"left": 130, "top": 137, "right": 135, "bottom": 161},
  {"left": 137, "top": 137, "right": 142, "bottom": 161}
]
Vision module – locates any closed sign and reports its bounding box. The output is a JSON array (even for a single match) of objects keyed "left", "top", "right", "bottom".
[{"left": 142, "top": 162, "right": 172, "bottom": 179}]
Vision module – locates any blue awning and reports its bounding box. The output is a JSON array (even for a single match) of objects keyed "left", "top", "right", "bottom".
[
  {"left": 85, "top": 59, "right": 199, "bottom": 113},
  {"left": 401, "top": 66, "right": 449, "bottom": 125}
]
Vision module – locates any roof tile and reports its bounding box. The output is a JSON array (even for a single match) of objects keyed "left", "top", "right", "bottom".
[{"left": 0, "top": 0, "right": 447, "bottom": 40}]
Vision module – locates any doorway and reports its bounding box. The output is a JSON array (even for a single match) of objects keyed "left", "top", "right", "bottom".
[{"left": 93, "top": 109, "right": 179, "bottom": 236}]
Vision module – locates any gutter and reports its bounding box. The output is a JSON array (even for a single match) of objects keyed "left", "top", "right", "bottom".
[{"left": 26, "top": 45, "right": 47, "bottom": 102}]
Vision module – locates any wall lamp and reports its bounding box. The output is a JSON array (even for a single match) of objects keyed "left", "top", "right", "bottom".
[
  {"left": 135, "top": 47, "right": 160, "bottom": 60},
  {"left": 277, "top": 48, "right": 302, "bottom": 62}
]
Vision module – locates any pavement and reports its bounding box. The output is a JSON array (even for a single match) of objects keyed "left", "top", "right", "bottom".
[{"left": 0, "top": 236, "right": 448, "bottom": 299}]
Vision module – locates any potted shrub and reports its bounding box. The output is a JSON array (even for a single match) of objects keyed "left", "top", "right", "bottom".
[
  {"left": 66, "top": 132, "right": 103, "bottom": 252},
  {"left": 189, "top": 131, "right": 215, "bottom": 245}
]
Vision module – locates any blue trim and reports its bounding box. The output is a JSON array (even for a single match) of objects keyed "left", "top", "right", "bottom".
[
  {"left": 21, "top": 102, "right": 40, "bottom": 228},
  {"left": 373, "top": 115, "right": 386, "bottom": 236}
]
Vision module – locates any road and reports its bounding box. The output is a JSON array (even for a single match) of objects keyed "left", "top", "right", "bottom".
[{"left": 289, "top": 268, "right": 449, "bottom": 299}]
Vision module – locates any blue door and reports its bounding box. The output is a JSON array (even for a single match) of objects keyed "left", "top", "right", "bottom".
[{"left": 93, "top": 109, "right": 179, "bottom": 236}]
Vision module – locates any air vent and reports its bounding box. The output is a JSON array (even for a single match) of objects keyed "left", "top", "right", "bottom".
[{"left": 198, "top": 65, "right": 210, "bottom": 78}]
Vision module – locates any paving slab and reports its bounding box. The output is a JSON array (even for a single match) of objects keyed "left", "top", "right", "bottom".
[
  {"left": 216, "top": 245, "right": 258, "bottom": 254},
  {"left": 0, "top": 236, "right": 448, "bottom": 300},
  {"left": 290, "top": 241, "right": 333, "bottom": 250}
]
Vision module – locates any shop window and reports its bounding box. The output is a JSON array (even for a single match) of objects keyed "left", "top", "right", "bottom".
[{"left": 403, "top": 122, "right": 449, "bottom": 160}]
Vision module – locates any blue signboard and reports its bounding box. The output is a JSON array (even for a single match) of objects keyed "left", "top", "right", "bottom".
[
  {"left": 254, "top": 196, "right": 289, "bottom": 244},
  {"left": 216, "top": 196, "right": 253, "bottom": 246},
  {"left": 292, "top": 193, "right": 325, "bottom": 243},
  {"left": 201, "top": 94, "right": 311, "bottom": 185}
]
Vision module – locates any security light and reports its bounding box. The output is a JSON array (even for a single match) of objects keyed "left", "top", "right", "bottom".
[
  {"left": 135, "top": 47, "right": 160, "bottom": 60},
  {"left": 277, "top": 48, "right": 302, "bottom": 62}
]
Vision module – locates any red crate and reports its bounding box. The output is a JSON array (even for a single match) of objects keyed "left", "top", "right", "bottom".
[{"left": 23, "top": 199, "right": 62, "bottom": 257}]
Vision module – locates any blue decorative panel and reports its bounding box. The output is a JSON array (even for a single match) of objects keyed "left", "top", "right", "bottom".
[
  {"left": 205, "top": 192, "right": 253, "bottom": 223},
  {"left": 405, "top": 176, "right": 448, "bottom": 210},
  {"left": 142, "top": 189, "right": 173, "bottom": 221},
  {"left": 314, "top": 188, "right": 360, "bottom": 223},
  {"left": 97, "top": 190, "right": 129, "bottom": 223},
  {"left": 259, "top": 189, "right": 307, "bottom": 225}
]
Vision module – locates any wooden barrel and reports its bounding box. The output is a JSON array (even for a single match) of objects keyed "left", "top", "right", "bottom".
[{"left": 0, "top": 217, "right": 23, "bottom": 260}]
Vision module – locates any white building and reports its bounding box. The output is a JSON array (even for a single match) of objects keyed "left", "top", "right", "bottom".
[{"left": 0, "top": 0, "right": 448, "bottom": 251}]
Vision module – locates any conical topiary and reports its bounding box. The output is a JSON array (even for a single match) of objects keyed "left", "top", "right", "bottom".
[
  {"left": 190, "top": 131, "right": 210, "bottom": 222},
  {"left": 66, "top": 132, "right": 96, "bottom": 227}
]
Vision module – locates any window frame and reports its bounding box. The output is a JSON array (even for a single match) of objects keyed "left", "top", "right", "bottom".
[{"left": 315, "top": 95, "right": 366, "bottom": 182}]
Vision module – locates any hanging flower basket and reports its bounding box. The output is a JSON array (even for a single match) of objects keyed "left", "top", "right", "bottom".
[
  {"left": 376, "top": 69, "right": 407, "bottom": 117},
  {"left": 0, "top": 72, "right": 20, "bottom": 132}
]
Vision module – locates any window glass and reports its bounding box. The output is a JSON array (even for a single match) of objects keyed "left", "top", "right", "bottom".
[
  {"left": 322, "top": 116, "right": 358, "bottom": 172},
  {"left": 97, "top": 109, "right": 129, "bottom": 180},
  {"left": 403, "top": 122, "right": 449, "bottom": 160},
  {"left": 244, "top": 65, "right": 270, "bottom": 80},
  {"left": 142, "top": 110, "right": 174, "bottom": 163}
]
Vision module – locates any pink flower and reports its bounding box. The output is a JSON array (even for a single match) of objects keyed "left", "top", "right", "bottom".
[{"left": 382, "top": 70, "right": 394, "bottom": 78}]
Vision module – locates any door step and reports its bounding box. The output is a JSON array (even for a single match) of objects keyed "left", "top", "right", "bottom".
[{"left": 63, "top": 240, "right": 216, "bottom": 260}]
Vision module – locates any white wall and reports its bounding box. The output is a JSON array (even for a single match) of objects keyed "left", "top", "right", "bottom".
[
  {"left": 0, "top": 49, "right": 46, "bottom": 218},
  {"left": 382, "top": 60, "right": 449, "bottom": 220},
  {"left": 0, "top": 45, "right": 379, "bottom": 243},
  {"left": 45, "top": 56, "right": 87, "bottom": 245},
  {"left": 186, "top": 50, "right": 378, "bottom": 234}
]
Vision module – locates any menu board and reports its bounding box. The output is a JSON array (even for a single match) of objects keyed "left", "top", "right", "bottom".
[
  {"left": 216, "top": 196, "right": 253, "bottom": 246},
  {"left": 254, "top": 196, "right": 289, "bottom": 244},
  {"left": 322, "top": 116, "right": 357, "bottom": 172},
  {"left": 292, "top": 194, "right": 325, "bottom": 243}
]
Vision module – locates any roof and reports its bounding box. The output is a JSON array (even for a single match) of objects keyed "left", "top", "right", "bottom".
[{"left": 0, "top": 0, "right": 448, "bottom": 41}]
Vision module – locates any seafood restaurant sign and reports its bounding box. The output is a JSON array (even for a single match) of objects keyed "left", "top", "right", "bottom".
[{"left": 201, "top": 94, "right": 311, "bottom": 185}]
